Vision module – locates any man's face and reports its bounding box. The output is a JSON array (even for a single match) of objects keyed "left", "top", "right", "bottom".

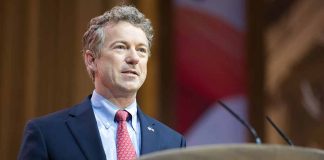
[{"left": 94, "top": 21, "right": 149, "bottom": 96}]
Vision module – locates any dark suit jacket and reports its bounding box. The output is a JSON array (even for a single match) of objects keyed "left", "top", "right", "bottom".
[{"left": 18, "top": 95, "right": 186, "bottom": 160}]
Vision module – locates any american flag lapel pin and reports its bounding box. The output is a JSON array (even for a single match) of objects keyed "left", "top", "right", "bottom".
[{"left": 147, "top": 126, "right": 154, "bottom": 132}]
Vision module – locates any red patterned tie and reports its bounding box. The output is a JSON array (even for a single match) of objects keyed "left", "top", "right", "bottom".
[{"left": 116, "top": 110, "right": 137, "bottom": 160}]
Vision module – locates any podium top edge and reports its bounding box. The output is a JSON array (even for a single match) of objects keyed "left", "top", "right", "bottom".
[
  {"left": 184, "top": 143, "right": 324, "bottom": 152},
  {"left": 139, "top": 143, "right": 324, "bottom": 160}
]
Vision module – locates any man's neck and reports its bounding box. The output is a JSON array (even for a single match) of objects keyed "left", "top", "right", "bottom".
[
  {"left": 108, "top": 96, "right": 136, "bottom": 108},
  {"left": 94, "top": 88, "right": 136, "bottom": 108}
]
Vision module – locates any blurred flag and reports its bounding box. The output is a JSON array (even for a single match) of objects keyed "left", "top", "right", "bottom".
[{"left": 173, "top": 0, "right": 248, "bottom": 145}]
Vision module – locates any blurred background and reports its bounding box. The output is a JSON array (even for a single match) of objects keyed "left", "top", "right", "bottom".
[{"left": 1, "top": 0, "right": 324, "bottom": 159}]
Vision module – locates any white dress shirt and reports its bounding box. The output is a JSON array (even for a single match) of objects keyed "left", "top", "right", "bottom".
[{"left": 91, "top": 90, "right": 141, "bottom": 160}]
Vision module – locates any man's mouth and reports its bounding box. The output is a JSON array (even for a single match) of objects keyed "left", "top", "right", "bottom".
[{"left": 121, "top": 70, "right": 139, "bottom": 76}]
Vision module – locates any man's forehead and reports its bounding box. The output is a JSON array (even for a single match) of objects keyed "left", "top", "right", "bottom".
[
  {"left": 103, "top": 21, "right": 148, "bottom": 45},
  {"left": 104, "top": 21, "right": 140, "bottom": 32}
]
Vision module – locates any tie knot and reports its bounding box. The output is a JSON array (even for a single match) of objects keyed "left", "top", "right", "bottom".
[{"left": 115, "top": 110, "right": 129, "bottom": 122}]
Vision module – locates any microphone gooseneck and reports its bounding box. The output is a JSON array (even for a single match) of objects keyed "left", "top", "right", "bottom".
[
  {"left": 266, "top": 116, "right": 294, "bottom": 146},
  {"left": 218, "top": 100, "right": 262, "bottom": 144}
]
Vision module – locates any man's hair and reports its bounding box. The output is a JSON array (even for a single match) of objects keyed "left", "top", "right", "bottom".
[{"left": 82, "top": 5, "right": 153, "bottom": 80}]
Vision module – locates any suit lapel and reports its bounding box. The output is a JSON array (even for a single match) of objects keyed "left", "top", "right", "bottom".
[
  {"left": 137, "top": 107, "right": 160, "bottom": 155},
  {"left": 65, "top": 97, "right": 106, "bottom": 160}
]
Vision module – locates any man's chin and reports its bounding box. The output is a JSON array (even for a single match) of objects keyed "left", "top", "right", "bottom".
[{"left": 118, "top": 83, "right": 141, "bottom": 93}]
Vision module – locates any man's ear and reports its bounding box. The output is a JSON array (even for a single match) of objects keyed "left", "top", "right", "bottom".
[{"left": 84, "top": 50, "right": 97, "bottom": 71}]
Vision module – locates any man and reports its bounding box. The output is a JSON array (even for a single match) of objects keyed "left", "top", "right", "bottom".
[{"left": 18, "top": 5, "right": 186, "bottom": 160}]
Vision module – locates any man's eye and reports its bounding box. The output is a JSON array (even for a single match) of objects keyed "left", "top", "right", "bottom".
[
  {"left": 115, "top": 45, "right": 126, "bottom": 49},
  {"left": 138, "top": 48, "right": 147, "bottom": 53}
]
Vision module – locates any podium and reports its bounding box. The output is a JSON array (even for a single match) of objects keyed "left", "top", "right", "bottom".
[{"left": 139, "top": 144, "right": 324, "bottom": 160}]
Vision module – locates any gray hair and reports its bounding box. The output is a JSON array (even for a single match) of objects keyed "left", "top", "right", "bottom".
[{"left": 82, "top": 5, "right": 154, "bottom": 80}]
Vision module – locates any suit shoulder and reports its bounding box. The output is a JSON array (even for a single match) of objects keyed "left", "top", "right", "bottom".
[
  {"left": 29, "top": 102, "right": 85, "bottom": 126},
  {"left": 27, "top": 107, "right": 71, "bottom": 127},
  {"left": 28, "top": 97, "right": 91, "bottom": 126}
]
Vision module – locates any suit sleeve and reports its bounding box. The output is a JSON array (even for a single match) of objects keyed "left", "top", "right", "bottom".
[{"left": 18, "top": 120, "right": 49, "bottom": 160}]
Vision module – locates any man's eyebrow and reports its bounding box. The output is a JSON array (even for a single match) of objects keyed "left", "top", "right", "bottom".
[
  {"left": 137, "top": 43, "right": 148, "bottom": 48},
  {"left": 109, "top": 40, "right": 148, "bottom": 48}
]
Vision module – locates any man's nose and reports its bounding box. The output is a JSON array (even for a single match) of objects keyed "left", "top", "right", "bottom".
[{"left": 125, "top": 48, "right": 140, "bottom": 65}]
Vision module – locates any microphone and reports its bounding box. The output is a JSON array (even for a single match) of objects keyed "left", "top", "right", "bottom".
[
  {"left": 265, "top": 116, "right": 294, "bottom": 146},
  {"left": 218, "top": 100, "right": 262, "bottom": 144}
]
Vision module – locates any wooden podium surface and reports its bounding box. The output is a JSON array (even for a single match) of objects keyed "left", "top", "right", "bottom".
[{"left": 139, "top": 144, "right": 324, "bottom": 160}]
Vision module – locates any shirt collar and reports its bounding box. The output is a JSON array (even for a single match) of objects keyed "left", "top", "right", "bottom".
[{"left": 91, "top": 90, "right": 138, "bottom": 132}]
